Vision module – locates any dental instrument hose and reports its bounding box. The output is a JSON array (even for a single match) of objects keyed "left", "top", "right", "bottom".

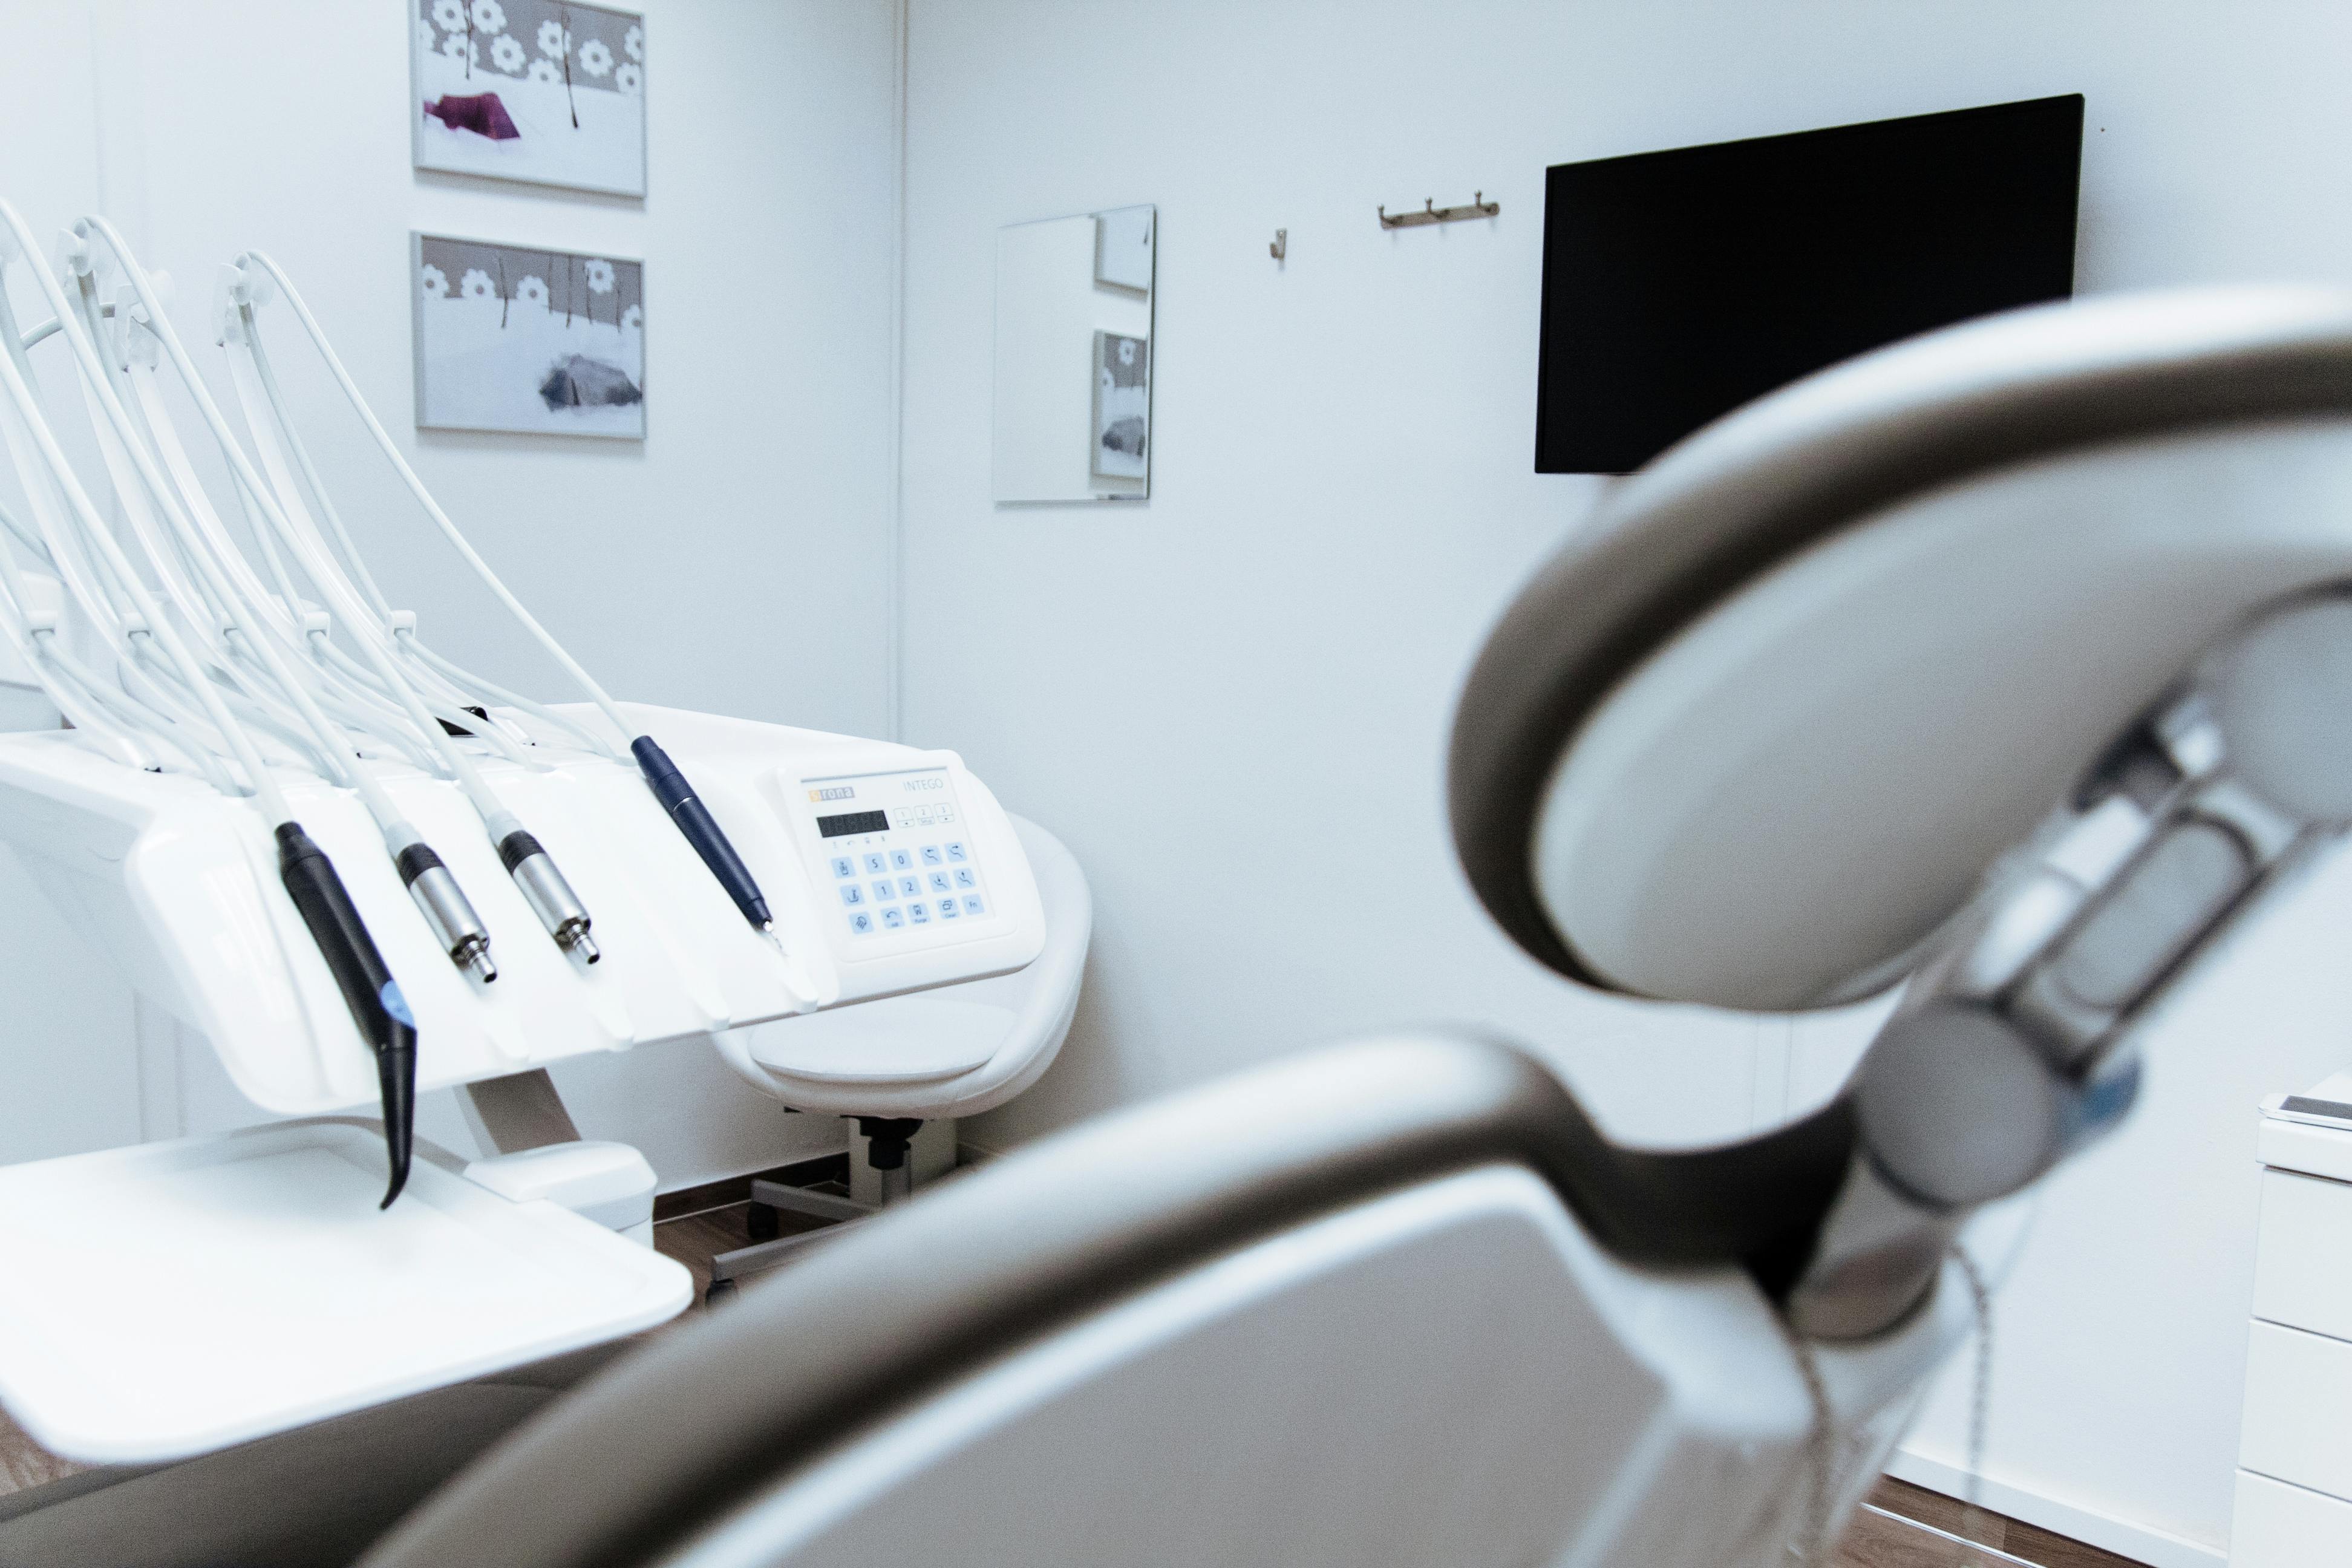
[
  {"left": 2, "top": 204, "right": 419, "bottom": 1201},
  {"left": 61, "top": 261, "right": 500, "bottom": 987},
  {"left": 235, "top": 252, "right": 780, "bottom": 938},
  {"left": 70, "top": 218, "right": 584, "bottom": 971}
]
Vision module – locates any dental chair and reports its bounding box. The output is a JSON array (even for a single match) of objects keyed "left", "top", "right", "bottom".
[
  {"left": 13, "top": 281, "right": 2352, "bottom": 1567},
  {"left": 702, "top": 815, "right": 1092, "bottom": 1296}
]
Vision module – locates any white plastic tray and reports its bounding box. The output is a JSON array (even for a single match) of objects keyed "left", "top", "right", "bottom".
[{"left": 0, "top": 1119, "right": 691, "bottom": 1463}]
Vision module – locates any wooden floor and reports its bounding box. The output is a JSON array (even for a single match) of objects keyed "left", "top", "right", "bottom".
[
  {"left": 1837, "top": 1478, "right": 2139, "bottom": 1568},
  {"left": 650, "top": 1194, "right": 829, "bottom": 1309},
  {"left": 0, "top": 1202, "right": 2141, "bottom": 1568}
]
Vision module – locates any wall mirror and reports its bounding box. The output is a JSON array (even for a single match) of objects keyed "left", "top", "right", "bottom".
[{"left": 993, "top": 204, "right": 1155, "bottom": 502}]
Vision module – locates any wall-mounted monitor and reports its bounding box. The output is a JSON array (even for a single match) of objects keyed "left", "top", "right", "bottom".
[{"left": 1535, "top": 94, "right": 2083, "bottom": 475}]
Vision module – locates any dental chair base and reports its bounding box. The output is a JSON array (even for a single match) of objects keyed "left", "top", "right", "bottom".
[{"left": 708, "top": 1118, "right": 956, "bottom": 1299}]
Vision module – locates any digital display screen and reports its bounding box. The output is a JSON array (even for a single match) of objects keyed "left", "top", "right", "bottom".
[
  {"left": 817, "top": 809, "right": 891, "bottom": 838},
  {"left": 1535, "top": 95, "right": 2082, "bottom": 474}
]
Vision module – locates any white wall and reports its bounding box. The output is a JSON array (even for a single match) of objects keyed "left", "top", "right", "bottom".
[
  {"left": 0, "top": 0, "right": 904, "bottom": 1189},
  {"left": 897, "top": 2, "right": 2352, "bottom": 1563}
]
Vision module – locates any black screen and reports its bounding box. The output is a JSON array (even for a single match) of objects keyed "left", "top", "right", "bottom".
[
  {"left": 1535, "top": 95, "right": 2083, "bottom": 474},
  {"left": 818, "top": 809, "right": 891, "bottom": 838}
]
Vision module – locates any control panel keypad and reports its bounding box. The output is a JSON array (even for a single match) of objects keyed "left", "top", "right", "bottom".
[{"left": 811, "top": 782, "right": 991, "bottom": 941}]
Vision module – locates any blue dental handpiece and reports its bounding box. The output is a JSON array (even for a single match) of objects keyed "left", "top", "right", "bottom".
[{"left": 632, "top": 736, "right": 774, "bottom": 930}]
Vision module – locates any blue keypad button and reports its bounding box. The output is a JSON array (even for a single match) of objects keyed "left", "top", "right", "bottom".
[
  {"left": 871, "top": 880, "right": 895, "bottom": 903},
  {"left": 839, "top": 884, "right": 864, "bottom": 906},
  {"left": 898, "top": 875, "right": 921, "bottom": 898},
  {"left": 863, "top": 852, "right": 888, "bottom": 875},
  {"left": 881, "top": 907, "right": 905, "bottom": 930},
  {"left": 848, "top": 910, "right": 875, "bottom": 935},
  {"left": 927, "top": 871, "right": 951, "bottom": 893},
  {"left": 962, "top": 894, "right": 984, "bottom": 916},
  {"left": 945, "top": 841, "right": 967, "bottom": 863},
  {"left": 937, "top": 898, "right": 961, "bottom": 920},
  {"left": 907, "top": 902, "right": 930, "bottom": 924},
  {"left": 953, "top": 867, "right": 976, "bottom": 889},
  {"left": 890, "top": 849, "right": 913, "bottom": 871},
  {"left": 920, "top": 845, "right": 944, "bottom": 866},
  {"left": 831, "top": 857, "right": 855, "bottom": 880}
]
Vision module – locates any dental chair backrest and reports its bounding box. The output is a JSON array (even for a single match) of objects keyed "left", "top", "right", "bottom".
[
  {"left": 366, "top": 1035, "right": 1887, "bottom": 1568},
  {"left": 359, "top": 286, "right": 2352, "bottom": 1568}
]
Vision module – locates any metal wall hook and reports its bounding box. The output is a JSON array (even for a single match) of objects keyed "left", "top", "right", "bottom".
[
  {"left": 1269, "top": 228, "right": 1287, "bottom": 261},
  {"left": 1379, "top": 191, "right": 1501, "bottom": 229}
]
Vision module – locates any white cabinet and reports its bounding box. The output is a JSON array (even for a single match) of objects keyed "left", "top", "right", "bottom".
[
  {"left": 2233, "top": 1471, "right": 2352, "bottom": 1568},
  {"left": 2232, "top": 1104, "right": 2352, "bottom": 1566}
]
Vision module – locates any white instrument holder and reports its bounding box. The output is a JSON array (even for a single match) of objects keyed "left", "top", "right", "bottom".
[
  {"left": 0, "top": 1118, "right": 691, "bottom": 1464},
  {"left": 0, "top": 702, "right": 1047, "bottom": 1116}
]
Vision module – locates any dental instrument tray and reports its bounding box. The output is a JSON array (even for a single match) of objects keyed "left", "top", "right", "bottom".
[
  {"left": 0, "top": 702, "right": 1047, "bottom": 1115},
  {"left": 0, "top": 1118, "right": 691, "bottom": 1463}
]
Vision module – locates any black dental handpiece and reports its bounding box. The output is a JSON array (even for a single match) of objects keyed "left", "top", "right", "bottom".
[
  {"left": 632, "top": 736, "right": 774, "bottom": 931},
  {"left": 276, "top": 823, "right": 417, "bottom": 1207}
]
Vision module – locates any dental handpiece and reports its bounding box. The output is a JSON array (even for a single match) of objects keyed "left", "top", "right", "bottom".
[
  {"left": 632, "top": 736, "right": 774, "bottom": 931},
  {"left": 497, "top": 826, "right": 598, "bottom": 962},
  {"left": 394, "top": 838, "right": 497, "bottom": 981},
  {"left": 277, "top": 825, "right": 417, "bottom": 1207}
]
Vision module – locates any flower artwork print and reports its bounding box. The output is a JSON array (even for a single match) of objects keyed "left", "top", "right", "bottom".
[
  {"left": 414, "top": 235, "right": 645, "bottom": 439},
  {"left": 1092, "top": 332, "right": 1149, "bottom": 482},
  {"left": 413, "top": 0, "right": 645, "bottom": 196}
]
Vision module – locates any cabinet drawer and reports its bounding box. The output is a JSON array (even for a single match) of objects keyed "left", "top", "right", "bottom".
[
  {"left": 2231, "top": 1469, "right": 2352, "bottom": 1567},
  {"left": 2241, "top": 1321, "right": 2352, "bottom": 1501},
  {"left": 2255, "top": 1169, "right": 2352, "bottom": 1341}
]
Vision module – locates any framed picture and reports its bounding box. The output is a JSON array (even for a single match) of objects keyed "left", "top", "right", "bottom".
[
  {"left": 412, "top": 0, "right": 645, "bottom": 197},
  {"left": 412, "top": 234, "right": 645, "bottom": 439},
  {"left": 1091, "top": 330, "right": 1149, "bottom": 482},
  {"left": 1093, "top": 207, "right": 1154, "bottom": 292}
]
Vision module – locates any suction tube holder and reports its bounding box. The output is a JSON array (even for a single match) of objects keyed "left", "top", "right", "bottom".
[
  {"left": 276, "top": 823, "right": 417, "bottom": 1206},
  {"left": 632, "top": 736, "right": 774, "bottom": 930}
]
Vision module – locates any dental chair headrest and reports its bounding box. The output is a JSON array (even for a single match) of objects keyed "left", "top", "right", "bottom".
[{"left": 1451, "top": 286, "right": 2352, "bottom": 1011}]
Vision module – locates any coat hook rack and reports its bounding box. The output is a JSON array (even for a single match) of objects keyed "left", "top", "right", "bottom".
[
  {"left": 1269, "top": 228, "right": 1287, "bottom": 261},
  {"left": 1378, "top": 191, "right": 1500, "bottom": 230}
]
